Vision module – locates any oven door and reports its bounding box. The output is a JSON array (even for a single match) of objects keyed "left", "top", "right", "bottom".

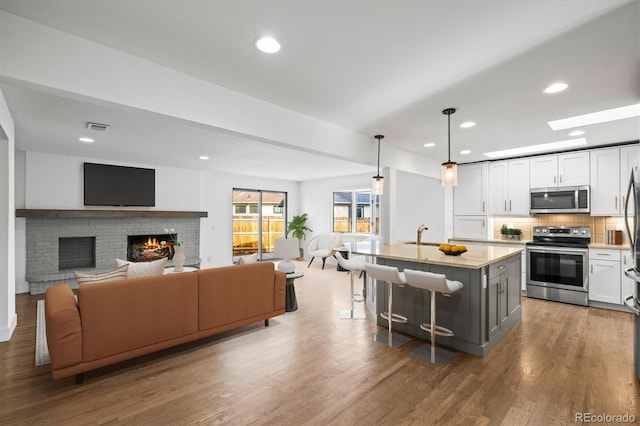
[{"left": 527, "top": 246, "right": 588, "bottom": 292}]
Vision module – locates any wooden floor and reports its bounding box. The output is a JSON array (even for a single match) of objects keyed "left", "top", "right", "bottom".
[{"left": 1, "top": 260, "right": 639, "bottom": 425}]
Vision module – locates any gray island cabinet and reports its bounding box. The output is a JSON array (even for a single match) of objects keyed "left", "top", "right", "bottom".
[{"left": 351, "top": 242, "right": 522, "bottom": 357}]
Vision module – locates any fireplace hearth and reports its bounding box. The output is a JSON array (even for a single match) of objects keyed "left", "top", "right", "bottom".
[{"left": 127, "top": 234, "right": 175, "bottom": 262}]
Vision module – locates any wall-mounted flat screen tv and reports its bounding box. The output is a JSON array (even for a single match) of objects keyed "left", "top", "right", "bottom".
[{"left": 84, "top": 162, "right": 156, "bottom": 206}]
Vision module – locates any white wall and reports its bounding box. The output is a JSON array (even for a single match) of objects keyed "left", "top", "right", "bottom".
[
  {"left": 24, "top": 151, "right": 201, "bottom": 210},
  {"left": 0, "top": 89, "right": 16, "bottom": 341},
  {"left": 299, "top": 168, "right": 446, "bottom": 253},
  {"left": 393, "top": 170, "right": 445, "bottom": 243}
]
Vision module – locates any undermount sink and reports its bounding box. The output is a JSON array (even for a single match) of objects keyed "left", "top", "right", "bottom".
[{"left": 403, "top": 241, "right": 439, "bottom": 246}]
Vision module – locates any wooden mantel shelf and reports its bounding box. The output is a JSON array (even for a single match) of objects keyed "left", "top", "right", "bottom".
[{"left": 16, "top": 209, "right": 208, "bottom": 218}]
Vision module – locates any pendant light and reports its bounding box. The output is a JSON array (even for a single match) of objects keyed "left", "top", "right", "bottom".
[
  {"left": 441, "top": 108, "right": 457, "bottom": 187},
  {"left": 372, "top": 135, "right": 384, "bottom": 195}
]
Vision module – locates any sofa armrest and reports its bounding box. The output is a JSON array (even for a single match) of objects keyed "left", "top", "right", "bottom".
[
  {"left": 44, "top": 285, "right": 82, "bottom": 370},
  {"left": 274, "top": 270, "right": 286, "bottom": 311}
]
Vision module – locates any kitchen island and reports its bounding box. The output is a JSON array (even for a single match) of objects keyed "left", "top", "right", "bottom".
[{"left": 351, "top": 241, "right": 523, "bottom": 357}]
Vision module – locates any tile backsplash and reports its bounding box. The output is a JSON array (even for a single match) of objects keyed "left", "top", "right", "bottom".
[{"left": 492, "top": 214, "right": 633, "bottom": 245}]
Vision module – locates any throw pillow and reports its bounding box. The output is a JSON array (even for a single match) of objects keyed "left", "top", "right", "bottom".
[
  {"left": 236, "top": 253, "right": 258, "bottom": 265},
  {"left": 74, "top": 264, "right": 129, "bottom": 286},
  {"left": 115, "top": 257, "right": 168, "bottom": 279}
]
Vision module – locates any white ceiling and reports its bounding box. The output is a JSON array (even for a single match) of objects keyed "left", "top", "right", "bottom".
[{"left": 0, "top": 0, "right": 638, "bottom": 180}]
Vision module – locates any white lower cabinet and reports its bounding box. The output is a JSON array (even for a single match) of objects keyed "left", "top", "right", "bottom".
[{"left": 588, "top": 249, "right": 621, "bottom": 305}]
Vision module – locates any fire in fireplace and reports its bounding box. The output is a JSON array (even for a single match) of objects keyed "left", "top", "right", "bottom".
[{"left": 127, "top": 234, "right": 175, "bottom": 262}]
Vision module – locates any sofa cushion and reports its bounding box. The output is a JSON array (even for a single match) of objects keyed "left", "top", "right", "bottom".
[
  {"left": 116, "top": 257, "right": 167, "bottom": 279},
  {"left": 74, "top": 265, "right": 129, "bottom": 286},
  {"left": 78, "top": 272, "right": 199, "bottom": 362},
  {"left": 236, "top": 253, "right": 258, "bottom": 265},
  {"left": 197, "top": 262, "right": 278, "bottom": 331}
]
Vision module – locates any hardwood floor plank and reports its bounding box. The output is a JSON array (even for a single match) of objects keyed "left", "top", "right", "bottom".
[{"left": 1, "top": 260, "right": 638, "bottom": 425}]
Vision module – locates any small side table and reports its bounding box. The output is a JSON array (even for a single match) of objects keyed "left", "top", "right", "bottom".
[
  {"left": 285, "top": 271, "right": 304, "bottom": 312},
  {"left": 164, "top": 266, "right": 198, "bottom": 274}
]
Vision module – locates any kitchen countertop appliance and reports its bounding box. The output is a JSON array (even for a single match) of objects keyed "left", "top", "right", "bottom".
[
  {"left": 623, "top": 165, "right": 640, "bottom": 382},
  {"left": 526, "top": 226, "right": 591, "bottom": 307}
]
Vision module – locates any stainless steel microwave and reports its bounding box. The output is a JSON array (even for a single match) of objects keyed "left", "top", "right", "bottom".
[{"left": 530, "top": 186, "right": 590, "bottom": 214}]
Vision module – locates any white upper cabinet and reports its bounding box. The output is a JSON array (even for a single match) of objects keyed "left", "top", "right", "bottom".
[
  {"left": 454, "top": 163, "right": 488, "bottom": 216},
  {"left": 529, "top": 155, "right": 557, "bottom": 188},
  {"left": 489, "top": 159, "right": 529, "bottom": 215},
  {"left": 591, "top": 144, "right": 640, "bottom": 216},
  {"left": 530, "top": 152, "right": 589, "bottom": 188},
  {"left": 591, "top": 148, "right": 620, "bottom": 215}
]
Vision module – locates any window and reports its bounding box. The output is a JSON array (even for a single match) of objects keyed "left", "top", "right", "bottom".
[
  {"left": 232, "top": 189, "right": 287, "bottom": 260},
  {"left": 332, "top": 189, "right": 380, "bottom": 234}
]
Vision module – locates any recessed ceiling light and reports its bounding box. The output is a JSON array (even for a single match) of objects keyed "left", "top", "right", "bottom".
[
  {"left": 569, "top": 130, "right": 585, "bottom": 137},
  {"left": 548, "top": 103, "right": 640, "bottom": 130},
  {"left": 199, "top": 156, "right": 210, "bottom": 160},
  {"left": 255, "top": 36, "right": 281, "bottom": 53},
  {"left": 423, "top": 142, "right": 436, "bottom": 148},
  {"left": 460, "top": 150, "right": 471, "bottom": 155},
  {"left": 544, "top": 82, "right": 568, "bottom": 94},
  {"left": 484, "top": 138, "right": 587, "bottom": 159},
  {"left": 79, "top": 137, "right": 94, "bottom": 143},
  {"left": 460, "top": 122, "right": 476, "bottom": 128}
]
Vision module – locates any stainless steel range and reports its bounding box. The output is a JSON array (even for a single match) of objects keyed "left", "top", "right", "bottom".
[{"left": 526, "top": 226, "right": 591, "bottom": 306}]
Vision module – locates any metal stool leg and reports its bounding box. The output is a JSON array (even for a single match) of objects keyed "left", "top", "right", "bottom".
[
  {"left": 373, "top": 281, "right": 410, "bottom": 348},
  {"left": 339, "top": 269, "right": 365, "bottom": 319},
  {"left": 411, "top": 290, "right": 457, "bottom": 365}
]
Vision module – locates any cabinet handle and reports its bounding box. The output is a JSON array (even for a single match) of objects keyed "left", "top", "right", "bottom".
[
  {"left": 554, "top": 175, "right": 557, "bottom": 184},
  {"left": 597, "top": 253, "right": 611, "bottom": 256},
  {"left": 509, "top": 200, "right": 512, "bottom": 212},
  {"left": 560, "top": 175, "right": 563, "bottom": 183},
  {"left": 482, "top": 219, "right": 486, "bottom": 228},
  {"left": 590, "top": 264, "right": 594, "bottom": 274},
  {"left": 482, "top": 201, "right": 485, "bottom": 212},
  {"left": 615, "top": 196, "right": 618, "bottom": 210},
  {"left": 623, "top": 196, "right": 626, "bottom": 208},
  {"left": 504, "top": 200, "right": 507, "bottom": 212},
  {"left": 498, "top": 265, "right": 506, "bottom": 269}
]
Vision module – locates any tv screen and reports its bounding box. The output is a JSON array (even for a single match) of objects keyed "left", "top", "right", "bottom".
[{"left": 84, "top": 163, "right": 155, "bottom": 206}]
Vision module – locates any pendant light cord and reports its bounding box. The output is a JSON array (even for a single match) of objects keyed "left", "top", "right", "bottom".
[
  {"left": 377, "top": 138, "right": 381, "bottom": 175},
  {"left": 374, "top": 134, "right": 384, "bottom": 176},
  {"left": 447, "top": 112, "right": 451, "bottom": 162}
]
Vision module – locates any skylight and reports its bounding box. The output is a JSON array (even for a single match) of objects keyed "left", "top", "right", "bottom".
[
  {"left": 548, "top": 103, "right": 640, "bottom": 131},
  {"left": 483, "top": 138, "right": 587, "bottom": 159}
]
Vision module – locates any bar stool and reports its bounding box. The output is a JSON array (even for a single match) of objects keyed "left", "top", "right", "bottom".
[
  {"left": 403, "top": 269, "right": 463, "bottom": 365},
  {"left": 335, "top": 251, "right": 366, "bottom": 319},
  {"left": 365, "top": 263, "right": 412, "bottom": 348}
]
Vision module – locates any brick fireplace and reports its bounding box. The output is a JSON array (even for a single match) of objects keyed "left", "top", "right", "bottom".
[{"left": 18, "top": 209, "right": 206, "bottom": 294}]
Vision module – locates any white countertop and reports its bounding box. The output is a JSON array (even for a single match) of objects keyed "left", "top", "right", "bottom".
[{"left": 351, "top": 241, "right": 522, "bottom": 269}]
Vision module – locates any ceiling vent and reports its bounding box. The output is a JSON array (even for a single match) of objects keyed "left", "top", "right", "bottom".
[{"left": 86, "top": 122, "right": 110, "bottom": 132}]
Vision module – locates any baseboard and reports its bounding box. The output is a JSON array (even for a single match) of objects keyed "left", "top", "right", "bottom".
[{"left": 0, "top": 313, "right": 17, "bottom": 342}]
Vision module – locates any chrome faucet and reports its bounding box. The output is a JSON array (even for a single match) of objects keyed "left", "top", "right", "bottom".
[{"left": 417, "top": 224, "right": 428, "bottom": 245}]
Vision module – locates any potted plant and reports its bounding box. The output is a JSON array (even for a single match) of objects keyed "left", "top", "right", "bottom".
[
  {"left": 511, "top": 228, "right": 522, "bottom": 241},
  {"left": 286, "top": 213, "right": 313, "bottom": 259},
  {"left": 500, "top": 224, "right": 509, "bottom": 240}
]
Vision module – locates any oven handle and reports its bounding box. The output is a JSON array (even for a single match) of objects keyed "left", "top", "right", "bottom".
[
  {"left": 527, "top": 246, "right": 588, "bottom": 255},
  {"left": 624, "top": 294, "right": 640, "bottom": 315}
]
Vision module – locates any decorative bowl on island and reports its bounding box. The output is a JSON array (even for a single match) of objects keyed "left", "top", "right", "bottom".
[{"left": 438, "top": 244, "right": 467, "bottom": 256}]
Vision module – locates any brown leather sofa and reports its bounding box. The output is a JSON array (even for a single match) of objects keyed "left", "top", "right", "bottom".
[{"left": 44, "top": 262, "right": 286, "bottom": 382}]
